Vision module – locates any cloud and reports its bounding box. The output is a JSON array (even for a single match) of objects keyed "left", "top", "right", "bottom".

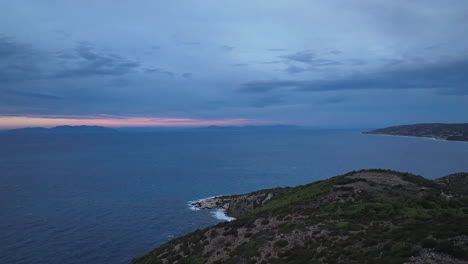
[
  {"left": 251, "top": 96, "right": 284, "bottom": 108},
  {"left": 239, "top": 58, "right": 468, "bottom": 94},
  {"left": 180, "top": 41, "right": 201, "bottom": 46},
  {"left": 2, "top": 1, "right": 467, "bottom": 127},
  {"left": 259, "top": 51, "right": 338, "bottom": 68},
  {"left": 231, "top": 63, "right": 248, "bottom": 67},
  {"left": 144, "top": 68, "right": 174, "bottom": 77},
  {"left": 0, "top": 39, "right": 141, "bottom": 81},
  {"left": 285, "top": 66, "right": 307, "bottom": 74},
  {"left": 280, "top": 50, "right": 317, "bottom": 64},
  {"left": 267, "top": 48, "right": 288, "bottom": 52},
  {"left": 277, "top": 50, "right": 342, "bottom": 74},
  {"left": 0, "top": 36, "right": 44, "bottom": 82},
  {"left": 4, "top": 90, "right": 64, "bottom": 100},
  {"left": 0, "top": 36, "right": 30, "bottom": 57},
  {"left": 170, "top": 34, "right": 200, "bottom": 46},
  {"left": 317, "top": 96, "right": 347, "bottom": 104},
  {"left": 53, "top": 43, "right": 140, "bottom": 78},
  {"left": 221, "top": 45, "right": 234, "bottom": 52},
  {"left": 182, "top": 73, "right": 192, "bottom": 78},
  {"left": 261, "top": 60, "right": 284, "bottom": 64},
  {"left": 0, "top": 115, "right": 277, "bottom": 129},
  {"left": 328, "top": 50, "right": 343, "bottom": 55},
  {"left": 283, "top": 51, "right": 342, "bottom": 67},
  {"left": 108, "top": 77, "right": 133, "bottom": 87},
  {"left": 239, "top": 80, "right": 298, "bottom": 93},
  {"left": 437, "top": 88, "right": 468, "bottom": 96}
]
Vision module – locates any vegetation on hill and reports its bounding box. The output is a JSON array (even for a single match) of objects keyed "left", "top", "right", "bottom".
[
  {"left": 363, "top": 123, "right": 468, "bottom": 142},
  {"left": 132, "top": 169, "right": 468, "bottom": 264}
]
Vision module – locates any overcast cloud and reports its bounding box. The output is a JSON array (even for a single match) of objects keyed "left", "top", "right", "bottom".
[{"left": 1, "top": 0, "right": 467, "bottom": 127}]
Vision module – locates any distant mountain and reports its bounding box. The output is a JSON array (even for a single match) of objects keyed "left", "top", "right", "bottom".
[
  {"left": 192, "top": 125, "right": 302, "bottom": 131},
  {"left": 4, "top": 125, "right": 118, "bottom": 134},
  {"left": 363, "top": 123, "right": 468, "bottom": 142},
  {"left": 115, "top": 125, "right": 302, "bottom": 132}
]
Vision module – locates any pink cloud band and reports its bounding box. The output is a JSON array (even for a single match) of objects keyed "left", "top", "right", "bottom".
[{"left": 0, "top": 115, "right": 278, "bottom": 129}]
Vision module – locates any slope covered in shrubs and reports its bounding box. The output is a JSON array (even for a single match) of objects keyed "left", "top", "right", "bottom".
[{"left": 132, "top": 169, "right": 468, "bottom": 264}]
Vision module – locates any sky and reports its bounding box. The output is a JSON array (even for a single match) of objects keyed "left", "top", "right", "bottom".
[{"left": 0, "top": 0, "right": 467, "bottom": 128}]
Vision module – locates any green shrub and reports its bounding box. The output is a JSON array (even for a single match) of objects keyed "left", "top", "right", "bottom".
[
  {"left": 182, "top": 256, "right": 207, "bottom": 264},
  {"left": 334, "top": 222, "right": 349, "bottom": 230},
  {"left": 231, "top": 241, "right": 260, "bottom": 257},
  {"left": 274, "top": 239, "right": 289, "bottom": 248}
]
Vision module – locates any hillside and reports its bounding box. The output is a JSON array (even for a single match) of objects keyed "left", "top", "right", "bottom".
[
  {"left": 132, "top": 169, "right": 468, "bottom": 264},
  {"left": 4, "top": 125, "right": 117, "bottom": 134},
  {"left": 363, "top": 123, "right": 468, "bottom": 142}
]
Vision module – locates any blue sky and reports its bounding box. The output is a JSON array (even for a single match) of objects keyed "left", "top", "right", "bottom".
[{"left": 1, "top": 0, "right": 467, "bottom": 128}]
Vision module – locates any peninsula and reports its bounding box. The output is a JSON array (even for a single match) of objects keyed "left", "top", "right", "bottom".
[
  {"left": 132, "top": 169, "right": 468, "bottom": 264},
  {"left": 363, "top": 123, "right": 468, "bottom": 142}
]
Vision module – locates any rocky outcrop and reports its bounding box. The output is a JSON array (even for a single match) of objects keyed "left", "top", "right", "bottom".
[{"left": 192, "top": 191, "right": 279, "bottom": 218}]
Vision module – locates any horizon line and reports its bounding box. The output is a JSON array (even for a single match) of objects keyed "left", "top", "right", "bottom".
[{"left": 0, "top": 115, "right": 285, "bottom": 129}]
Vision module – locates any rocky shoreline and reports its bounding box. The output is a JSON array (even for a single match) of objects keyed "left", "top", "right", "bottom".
[{"left": 191, "top": 190, "right": 280, "bottom": 219}]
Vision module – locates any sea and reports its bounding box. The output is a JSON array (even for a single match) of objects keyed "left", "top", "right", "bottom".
[{"left": 1, "top": 129, "right": 467, "bottom": 264}]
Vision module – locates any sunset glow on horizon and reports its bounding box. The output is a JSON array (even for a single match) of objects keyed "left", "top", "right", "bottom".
[{"left": 0, "top": 115, "right": 279, "bottom": 129}]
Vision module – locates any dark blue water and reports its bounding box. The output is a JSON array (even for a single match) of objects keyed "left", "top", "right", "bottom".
[{"left": 1, "top": 130, "right": 467, "bottom": 264}]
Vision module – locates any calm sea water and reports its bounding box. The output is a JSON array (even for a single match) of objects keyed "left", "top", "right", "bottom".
[{"left": 1, "top": 129, "right": 467, "bottom": 264}]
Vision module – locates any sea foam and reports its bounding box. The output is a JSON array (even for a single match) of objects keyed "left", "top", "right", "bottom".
[
  {"left": 187, "top": 196, "right": 236, "bottom": 222},
  {"left": 211, "top": 209, "right": 236, "bottom": 222}
]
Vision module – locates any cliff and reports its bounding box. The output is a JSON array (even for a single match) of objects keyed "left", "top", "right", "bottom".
[
  {"left": 132, "top": 169, "right": 468, "bottom": 264},
  {"left": 192, "top": 188, "right": 289, "bottom": 219}
]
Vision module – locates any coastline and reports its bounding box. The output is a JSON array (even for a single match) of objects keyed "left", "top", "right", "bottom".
[
  {"left": 363, "top": 133, "right": 468, "bottom": 143},
  {"left": 188, "top": 190, "right": 278, "bottom": 221},
  {"left": 188, "top": 196, "right": 236, "bottom": 222},
  {"left": 133, "top": 170, "right": 468, "bottom": 264}
]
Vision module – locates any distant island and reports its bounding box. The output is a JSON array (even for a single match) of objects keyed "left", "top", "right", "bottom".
[
  {"left": 192, "top": 125, "right": 301, "bottom": 131},
  {"left": 132, "top": 169, "right": 468, "bottom": 264},
  {"left": 363, "top": 123, "right": 468, "bottom": 142},
  {"left": 117, "top": 125, "right": 301, "bottom": 132},
  {"left": 3, "top": 125, "right": 118, "bottom": 134},
  {"left": 2, "top": 125, "right": 302, "bottom": 134}
]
